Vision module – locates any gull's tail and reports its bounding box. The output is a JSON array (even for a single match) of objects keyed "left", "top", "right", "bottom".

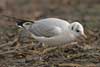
[{"left": 1, "top": 15, "right": 34, "bottom": 27}]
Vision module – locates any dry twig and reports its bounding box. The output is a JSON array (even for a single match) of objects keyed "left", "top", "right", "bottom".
[{"left": 0, "top": 38, "right": 18, "bottom": 48}]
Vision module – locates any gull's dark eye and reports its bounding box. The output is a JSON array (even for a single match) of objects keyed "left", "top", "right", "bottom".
[{"left": 76, "top": 29, "right": 80, "bottom": 32}]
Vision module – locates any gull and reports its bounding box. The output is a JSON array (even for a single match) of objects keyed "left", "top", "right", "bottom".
[{"left": 15, "top": 18, "right": 87, "bottom": 47}]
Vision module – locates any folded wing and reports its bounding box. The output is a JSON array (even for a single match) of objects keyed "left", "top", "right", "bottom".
[{"left": 29, "top": 23, "right": 62, "bottom": 37}]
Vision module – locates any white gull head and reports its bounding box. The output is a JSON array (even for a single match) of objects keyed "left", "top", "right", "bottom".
[{"left": 70, "top": 22, "right": 87, "bottom": 39}]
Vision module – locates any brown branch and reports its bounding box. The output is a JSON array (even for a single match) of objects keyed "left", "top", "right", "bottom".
[
  {"left": 0, "top": 50, "right": 17, "bottom": 54},
  {"left": 0, "top": 38, "right": 18, "bottom": 48},
  {"left": 58, "top": 63, "right": 82, "bottom": 67}
]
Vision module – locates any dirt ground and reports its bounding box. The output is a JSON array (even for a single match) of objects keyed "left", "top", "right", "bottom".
[{"left": 0, "top": 0, "right": 100, "bottom": 67}]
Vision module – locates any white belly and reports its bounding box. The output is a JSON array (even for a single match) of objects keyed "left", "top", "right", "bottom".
[{"left": 38, "top": 34, "right": 75, "bottom": 46}]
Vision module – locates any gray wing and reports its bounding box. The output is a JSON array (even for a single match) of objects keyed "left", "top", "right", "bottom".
[
  {"left": 29, "top": 23, "right": 62, "bottom": 37},
  {"left": 28, "top": 18, "right": 70, "bottom": 37}
]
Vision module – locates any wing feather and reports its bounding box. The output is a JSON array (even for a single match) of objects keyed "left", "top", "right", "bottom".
[{"left": 29, "top": 23, "right": 62, "bottom": 37}]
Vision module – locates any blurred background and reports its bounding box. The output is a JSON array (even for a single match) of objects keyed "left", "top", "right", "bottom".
[
  {"left": 0, "top": 0, "right": 100, "bottom": 67},
  {"left": 0, "top": 0, "right": 100, "bottom": 29}
]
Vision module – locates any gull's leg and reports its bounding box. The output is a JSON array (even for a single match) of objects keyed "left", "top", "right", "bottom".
[{"left": 33, "top": 41, "right": 57, "bottom": 54}]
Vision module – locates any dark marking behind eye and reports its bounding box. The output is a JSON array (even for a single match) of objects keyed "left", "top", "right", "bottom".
[{"left": 71, "top": 26, "right": 74, "bottom": 30}]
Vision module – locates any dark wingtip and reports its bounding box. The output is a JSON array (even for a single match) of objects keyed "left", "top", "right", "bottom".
[
  {"left": 16, "top": 19, "right": 26, "bottom": 27},
  {"left": 16, "top": 19, "right": 34, "bottom": 27},
  {"left": 2, "top": 15, "right": 34, "bottom": 27}
]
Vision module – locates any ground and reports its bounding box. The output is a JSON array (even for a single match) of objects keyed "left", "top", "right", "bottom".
[{"left": 0, "top": 0, "right": 100, "bottom": 67}]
